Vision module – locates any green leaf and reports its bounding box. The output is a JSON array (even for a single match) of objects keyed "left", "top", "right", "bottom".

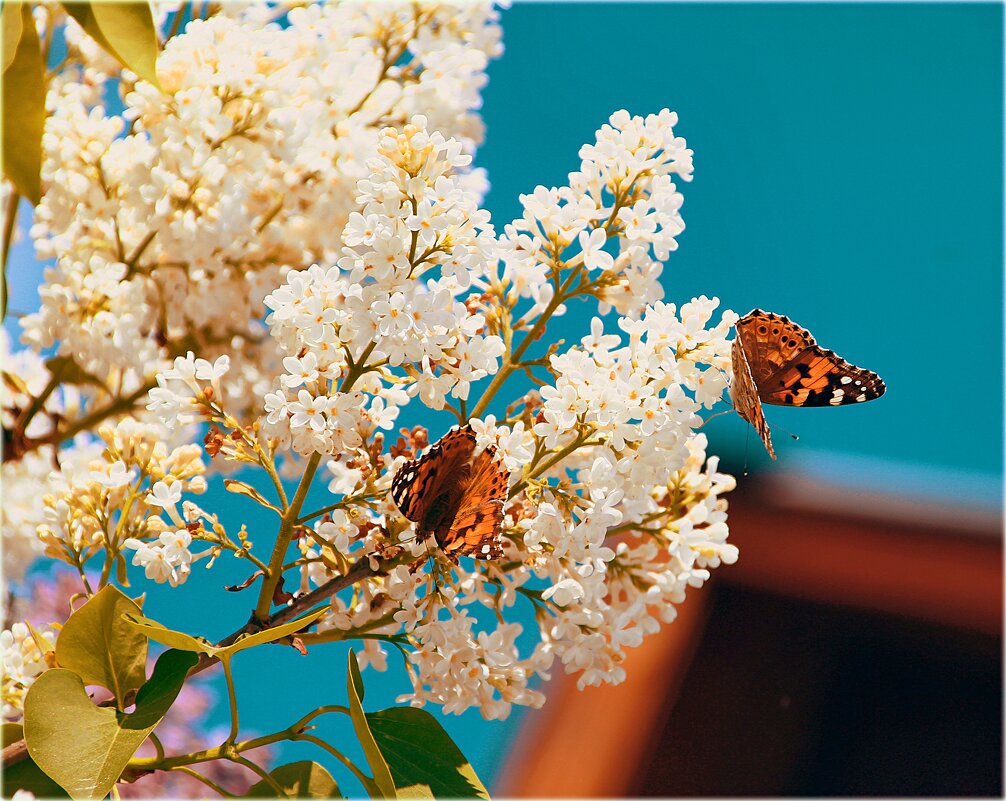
[
  {"left": 24, "top": 649, "right": 196, "bottom": 800},
  {"left": 347, "top": 651, "right": 397, "bottom": 799},
  {"left": 2, "top": 724, "right": 71, "bottom": 799},
  {"left": 349, "top": 648, "right": 365, "bottom": 702},
  {"left": 124, "top": 607, "right": 328, "bottom": 659},
  {"left": 224, "top": 478, "right": 281, "bottom": 515},
  {"left": 246, "top": 761, "right": 343, "bottom": 799},
  {"left": 366, "top": 708, "right": 490, "bottom": 799},
  {"left": 55, "top": 585, "right": 147, "bottom": 708},
  {"left": 218, "top": 607, "right": 328, "bottom": 658},
  {"left": 1, "top": 3, "right": 23, "bottom": 71},
  {"left": 61, "top": 2, "right": 160, "bottom": 88},
  {"left": 123, "top": 612, "right": 215, "bottom": 654},
  {"left": 2, "top": 3, "right": 44, "bottom": 204},
  {"left": 44, "top": 355, "right": 108, "bottom": 390}
]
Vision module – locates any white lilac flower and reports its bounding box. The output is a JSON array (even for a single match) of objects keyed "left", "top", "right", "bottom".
[
  {"left": 1, "top": 622, "right": 56, "bottom": 722},
  {"left": 316, "top": 511, "right": 358, "bottom": 554},
  {"left": 146, "top": 480, "right": 182, "bottom": 509}
]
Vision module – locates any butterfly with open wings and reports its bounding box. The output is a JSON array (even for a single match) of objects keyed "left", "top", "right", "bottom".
[
  {"left": 390, "top": 424, "right": 509, "bottom": 562},
  {"left": 730, "top": 309, "right": 886, "bottom": 459}
]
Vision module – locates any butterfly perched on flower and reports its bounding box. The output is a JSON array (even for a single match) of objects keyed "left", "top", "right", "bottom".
[
  {"left": 390, "top": 424, "right": 508, "bottom": 562},
  {"left": 730, "top": 309, "right": 886, "bottom": 459}
]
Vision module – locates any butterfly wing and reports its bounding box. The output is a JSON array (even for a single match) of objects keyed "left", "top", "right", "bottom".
[
  {"left": 759, "top": 347, "right": 887, "bottom": 407},
  {"left": 391, "top": 426, "right": 476, "bottom": 522},
  {"left": 735, "top": 309, "right": 817, "bottom": 385},
  {"left": 438, "top": 444, "right": 508, "bottom": 561},
  {"left": 730, "top": 336, "right": 777, "bottom": 460}
]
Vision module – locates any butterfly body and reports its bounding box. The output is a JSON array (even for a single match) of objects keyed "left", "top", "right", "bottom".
[
  {"left": 391, "top": 424, "right": 507, "bottom": 562},
  {"left": 731, "top": 309, "right": 886, "bottom": 459}
]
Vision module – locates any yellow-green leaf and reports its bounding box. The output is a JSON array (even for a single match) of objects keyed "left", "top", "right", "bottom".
[
  {"left": 224, "top": 478, "right": 281, "bottom": 515},
  {"left": 219, "top": 607, "right": 328, "bottom": 658},
  {"left": 247, "top": 761, "right": 343, "bottom": 799},
  {"left": 124, "top": 607, "right": 327, "bottom": 660},
  {"left": 123, "top": 612, "right": 216, "bottom": 655},
  {"left": 55, "top": 586, "right": 147, "bottom": 709},
  {"left": 348, "top": 651, "right": 397, "bottom": 799},
  {"left": 61, "top": 2, "right": 160, "bottom": 88},
  {"left": 366, "top": 708, "right": 490, "bottom": 799},
  {"left": 1, "top": 3, "right": 23, "bottom": 71},
  {"left": 24, "top": 650, "right": 196, "bottom": 800},
  {"left": 1, "top": 3, "right": 44, "bottom": 204}
]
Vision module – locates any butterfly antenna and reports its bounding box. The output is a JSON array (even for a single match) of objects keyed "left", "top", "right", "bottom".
[
  {"left": 773, "top": 423, "right": 800, "bottom": 443},
  {"left": 699, "top": 409, "right": 734, "bottom": 427}
]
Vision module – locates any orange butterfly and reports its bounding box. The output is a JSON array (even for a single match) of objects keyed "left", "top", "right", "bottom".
[
  {"left": 390, "top": 424, "right": 508, "bottom": 562},
  {"left": 730, "top": 309, "right": 886, "bottom": 460}
]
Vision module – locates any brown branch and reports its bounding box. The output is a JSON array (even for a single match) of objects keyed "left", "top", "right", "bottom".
[{"left": 4, "top": 381, "right": 155, "bottom": 464}]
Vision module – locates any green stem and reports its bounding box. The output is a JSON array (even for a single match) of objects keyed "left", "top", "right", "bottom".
[
  {"left": 296, "top": 499, "right": 346, "bottom": 526},
  {"left": 510, "top": 433, "right": 603, "bottom": 499},
  {"left": 296, "top": 733, "right": 372, "bottom": 789},
  {"left": 296, "top": 491, "right": 378, "bottom": 526},
  {"left": 124, "top": 229, "right": 158, "bottom": 276},
  {"left": 230, "top": 755, "right": 286, "bottom": 798},
  {"left": 254, "top": 341, "right": 379, "bottom": 621},
  {"left": 170, "top": 766, "right": 235, "bottom": 797},
  {"left": 469, "top": 268, "right": 583, "bottom": 421},
  {"left": 221, "top": 656, "right": 239, "bottom": 744},
  {"left": 259, "top": 447, "right": 289, "bottom": 510},
  {"left": 130, "top": 728, "right": 293, "bottom": 771},
  {"left": 253, "top": 451, "right": 320, "bottom": 621},
  {"left": 291, "top": 704, "right": 351, "bottom": 730}
]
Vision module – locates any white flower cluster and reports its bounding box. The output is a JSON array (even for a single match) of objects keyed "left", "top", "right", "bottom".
[
  {"left": 22, "top": 3, "right": 501, "bottom": 417},
  {"left": 261, "top": 117, "right": 504, "bottom": 457},
  {"left": 292, "top": 294, "right": 738, "bottom": 716},
  {"left": 124, "top": 527, "right": 198, "bottom": 588},
  {"left": 36, "top": 418, "right": 208, "bottom": 585},
  {"left": 403, "top": 608, "right": 547, "bottom": 719},
  {"left": 529, "top": 434, "right": 737, "bottom": 690},
  {"left": 1, "top": 622, "right": 56, "bottom": 721},
  {"left": 147, "top": 351, "right": 232, "bottom": 429},
  {"left": 495, "top": 108, "right": 693, "bottom": 321},
  {"left": 536, "top": 297, "right": 735, "bottom": 455},
  {"left": 242, "top": 109, "right": 743, "bottom": 718}
]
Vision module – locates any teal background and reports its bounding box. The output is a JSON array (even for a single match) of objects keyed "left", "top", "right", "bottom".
[{"left": 9, "top": 3, "right": 1002, "bottom": 793}]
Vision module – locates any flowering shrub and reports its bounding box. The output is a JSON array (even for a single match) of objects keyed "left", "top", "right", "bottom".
[{"left": 3, "top": 3, "right": 743, "bottom": 798}]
